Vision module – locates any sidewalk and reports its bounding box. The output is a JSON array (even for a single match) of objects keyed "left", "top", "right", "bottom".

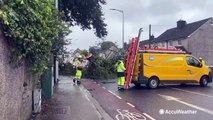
[{"left": 35, "top": 76, "right": 112, "bottom": 120}]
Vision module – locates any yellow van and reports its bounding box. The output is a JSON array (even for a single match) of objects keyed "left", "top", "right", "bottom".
[{"left": 132, "top": 52, "right": 212, "bottom": 89}]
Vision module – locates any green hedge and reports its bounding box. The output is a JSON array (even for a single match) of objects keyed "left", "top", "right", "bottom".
[{"left": 83, "top": 56, "right": 118, "bottom": 80}]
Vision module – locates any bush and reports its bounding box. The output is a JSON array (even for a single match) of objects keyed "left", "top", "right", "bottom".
[
  {"left": 83, "top": 56, "right": 118, "bottom": 80},
  {"left": 59, "top": 62, "right": 76, "bottom": 76}
]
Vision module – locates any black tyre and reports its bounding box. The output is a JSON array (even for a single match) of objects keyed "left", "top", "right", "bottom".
[
  {"left": 146, "top": 77, "right": 159, "bottom": 89},
  {"left": 200, "top": 76, "right": 209, "bottom": 87},
  {"left": 180, "top": 83, "right": 187, "bottom": 86}
]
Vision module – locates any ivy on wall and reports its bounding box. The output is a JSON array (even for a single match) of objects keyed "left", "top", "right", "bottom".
[{"left": 0, "top": 0, "right": 70, "bottom": 74}]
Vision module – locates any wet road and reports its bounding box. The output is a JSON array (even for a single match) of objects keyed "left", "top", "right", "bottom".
[{"left": 101, "top": 81, "right": 213, "bottom": 120}]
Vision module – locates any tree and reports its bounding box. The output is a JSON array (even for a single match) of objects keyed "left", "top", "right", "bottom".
[
  {"left": 80, "top": 49, "right": 89, "bottom": 57},
  {"left": 0, "top": 0, "right": 70, "bottom": 74},
  {"left": 59, "top": 0, "right": 107, "bottom": 38}
]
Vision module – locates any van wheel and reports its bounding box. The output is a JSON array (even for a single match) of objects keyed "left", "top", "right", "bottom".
[
  {"left": 200, "top": 76, "right": 209, "bottom": 87},
  {"left": 147, "top": 77, "right": 159, "bottom": 89}
]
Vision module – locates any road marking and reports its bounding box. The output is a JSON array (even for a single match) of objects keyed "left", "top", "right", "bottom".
[
  {"left": 171, "top": 87, "right": 213, "bottom": 98},
  {"left": 116, "top": 109, "right": 146, "bottom": 120},
  {"left": 85, "top": 94, "right": 90, "bottom": 101},
  {"left": 108, "top": 90, "right": 122, "bottom": 99},
  {"left": 108, "top": 90, "right": 114, "bottom": 94},
  {"left": 158, "top": 94, "right": 213, "bottom": 115},
  {"left": 102, "top": 86, "right": 106, "bottom": 89},
  {"left": 115, "top": 95, "right": 122, "bottom": 99},
  {"left": 98, "top": 84, "right": 101, "bottom": 86},
  {"left": 127, "top": 102, "right": 135, "bottom": 108},
  {"left": 143, "top": 113, "right": 156, "bottom": 120}
]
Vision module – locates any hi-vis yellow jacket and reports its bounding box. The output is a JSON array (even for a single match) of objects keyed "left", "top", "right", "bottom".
[{"left": 115, "top": 60, "right": 126, "bottom": 72}]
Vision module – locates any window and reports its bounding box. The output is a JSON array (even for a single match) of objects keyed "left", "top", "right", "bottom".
[
  {"left": 169, "top": 41, "right": 173, "bottom": 46},
  {"left": 186, "top": 56, "right": 202, "bottom": 67},
  {"left": 178, "top": 40, "right": 182, "bottom": 45}
]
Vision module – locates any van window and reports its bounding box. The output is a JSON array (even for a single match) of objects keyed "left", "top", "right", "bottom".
[{"left": 186, "top": 56, "right": 202, "bottom": 67}]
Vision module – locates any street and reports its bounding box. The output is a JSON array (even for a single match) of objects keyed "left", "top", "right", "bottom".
[{"left": 100, "top": 81, "right": 213, "bottom": 120}]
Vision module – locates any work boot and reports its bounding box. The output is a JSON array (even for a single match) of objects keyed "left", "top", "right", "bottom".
[
  {"left": 77, "top": 80, "right": 81, "bottom": 85},
  {"left": 117, "top": 85, "right": 122, "bottom": 90},
  {"left": 119, "top": 85, "right": 125, "bottom": 91},
  {"left": 73, "top": 78, "right": 76, "bottom": 84}
]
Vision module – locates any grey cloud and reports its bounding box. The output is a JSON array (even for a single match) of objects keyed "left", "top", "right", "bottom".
[{"left": 68, "top": 0, "right": 213, "bottom": 50}]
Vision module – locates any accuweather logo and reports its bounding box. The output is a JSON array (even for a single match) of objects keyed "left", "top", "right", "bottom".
[{"left": 159, "top": 109, "right": 197, "bottom": 115}]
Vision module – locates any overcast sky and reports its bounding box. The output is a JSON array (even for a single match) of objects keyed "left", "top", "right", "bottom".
[{"left": 66, "top": 0, "right": 213, "bottom": 51}]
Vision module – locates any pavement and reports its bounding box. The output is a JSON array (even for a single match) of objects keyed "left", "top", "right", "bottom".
[{"left": 34, "top": 76, "right": 113, "bottom": 120}]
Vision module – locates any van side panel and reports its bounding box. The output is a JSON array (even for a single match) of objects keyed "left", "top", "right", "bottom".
[
  {"left": 143, "top": 53, "right": 187, "bottom": 81},
  {"left": 132, "top": 53, "right": 211, "bottom": 85}
]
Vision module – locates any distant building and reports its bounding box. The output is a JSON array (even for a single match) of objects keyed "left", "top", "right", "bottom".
[
  {"left": 99, "top": 45, "right": 119, "bottom": 59},
  {"left": 64, "top": 48, "right": 81, "bottom": 63},
  {"left": 140, "top": 17, "right": 213, "bottom": 66}
]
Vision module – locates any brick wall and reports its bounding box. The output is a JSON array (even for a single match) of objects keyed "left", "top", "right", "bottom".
[{"left": 0, "top": 29, "right": 33, "bottom": 120}]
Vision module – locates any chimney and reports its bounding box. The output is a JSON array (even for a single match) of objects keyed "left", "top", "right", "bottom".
[{"left": 177, "top": 20, "right": 186, "bottom": 29}]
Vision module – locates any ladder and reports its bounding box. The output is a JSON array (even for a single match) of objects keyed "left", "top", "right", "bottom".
[{"left": 125, "top": 28, "right": 142, "bottom": 89}]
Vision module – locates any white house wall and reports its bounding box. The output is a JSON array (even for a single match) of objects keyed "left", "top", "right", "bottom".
[{"left": 187, "top": 18, "right": 213, "bottom": 66}]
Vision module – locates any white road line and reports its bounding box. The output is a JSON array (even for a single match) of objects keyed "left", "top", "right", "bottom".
[
  {"left": 159, "top": 94, "right": 213, "bottom": 115},
  {"left": 127, "top": 102, "right": 135, "bottom": 108},
  {"left": 102, "top": 87, "right": 106, "bottom": 89},
  {"left": 84, "top": 94, "right": 90, "bottom": 101},
  {"left": 108, "top": 90, "right": 114, "bottom": 94},
  {"left": 98, "top": 84, "right": 101, "bottom": 86},
  {"left": 80, "top": 87, "right": 83, "bottom": 91},
  {"left": 171, "top": 87, "right": 213, "bottom": 98},
  {"left": 177, "top": 98, "right": 213, "bottom": 115},
  {"left": 115, "top": 95, "right": 122, "bottom": 99},
  {"left": 108, "top": 90, "right": 122, "bottom": 99},
  {"left": 143, "top": 113, "right": 156, "bottom": 120}
]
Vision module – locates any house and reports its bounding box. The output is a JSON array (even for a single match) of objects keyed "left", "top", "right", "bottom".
[
  {"left": 64, "top": 48, "right": 82, "bottom": 64},
  {"left": 99, "top": 45, "right": 119, "bottom": 59},
  {"left": 140, "top": 17, "right": 213, "bottom": 66}
]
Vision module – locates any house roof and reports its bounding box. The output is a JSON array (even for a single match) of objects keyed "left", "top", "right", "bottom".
[{"left": 156, "top": 17, "right": 212, "bottom": 42}]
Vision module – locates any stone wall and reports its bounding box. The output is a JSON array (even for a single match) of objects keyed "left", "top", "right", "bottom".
[{"left": 0, "top": 29, "right": 33, "bottom": 120}]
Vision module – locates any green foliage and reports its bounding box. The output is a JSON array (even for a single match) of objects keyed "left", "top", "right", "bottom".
[
  {"left": 83, "top": 56, "right": 118, "bottom": 80},
  {"left": 59, "top": 0, "right": 107, "bottom": 38},
  {"left": 80, "top": 49, "right": 88, "bottom": 57},
  {"left": 0, "top": 0, "right": 70, "bottom": 74},
  {"left": 84, "top": 42, "right": 125, "bottom": 80},
  {"left": 59, "top": 62, "right": 76, "bottom": 76}
]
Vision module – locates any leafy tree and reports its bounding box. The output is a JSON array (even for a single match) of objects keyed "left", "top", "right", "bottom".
[
  {"left": 80, "top": 49, "right": 89, "bottom": 57},
  {"left": 0, "top": 0, "right": 70, "bottom": 74},
  {"left": 59, "top": 0, "right": 107, "bottom": 38}
]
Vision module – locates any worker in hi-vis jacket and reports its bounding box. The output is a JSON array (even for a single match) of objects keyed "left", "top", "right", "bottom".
[
  {"left": 73, "top": 56, "right": 83, "bottom": 85},
  {"left": 115, "top": 56, "right": 126, "bottom": 90}
]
